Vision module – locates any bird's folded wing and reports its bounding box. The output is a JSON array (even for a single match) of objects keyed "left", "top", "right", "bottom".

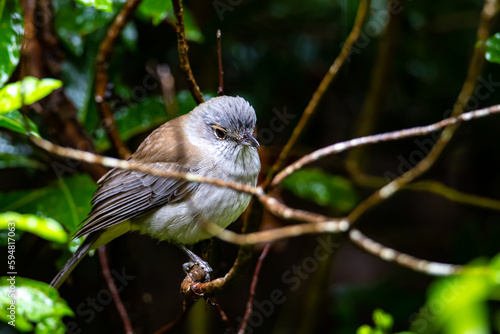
[{"left": 73, "top": 162, "right": 199, "bottom": 238}]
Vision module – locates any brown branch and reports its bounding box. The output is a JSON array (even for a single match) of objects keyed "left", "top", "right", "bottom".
[
  {"left": 272, "top": 104, "right": 500, "bottom": 186},
  {"left": 349, "top": 229, "right": 463, "bottom": 276},
  {"left": 265, "top": 0, "right": 371, "bottom": 187},
  {"left": 217, "top": 29, "right": 224, "bottom": 95},
  {"left": 95, "top": 0, "right": 142, "bottom": 159},
  {"left": 98, "top": 247, "right": 134, "bottom": 334},
  {"left": 238, "top": 243, "right": 271, "bottom": 334},
  {"left": 171, "top": 0, "right": 204, "bottom": 104}
]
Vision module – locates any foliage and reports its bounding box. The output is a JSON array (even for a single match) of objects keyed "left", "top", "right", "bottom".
[
  {"left": 486, "top": 32, "right": 500, "bottom": 64},
  {"left": 0, "top": 174, "right": 97, "bottom": 235},
  {"left": 281, "top": 168, "right": 358, "bottom": 213},
  {"left": 75, "top": 0, "right": 113, "bottom": 13},
  {"left": 0, "top": 0, "right": 23, "bottom": 87},
  {"left": 409, "top": 255, "right": 500, "bottom": 334},
  {"left": 0, "top": 110, "right": 39, "bottom": 136},
  {"left": 0, "top": 277, "right": 73, "bottom": 333},
  {"left": 357, "top": 309, "right": 416, "bottom": 334},
  {"left": 0, "top": 212, "right": 68, "bottom": 243}
]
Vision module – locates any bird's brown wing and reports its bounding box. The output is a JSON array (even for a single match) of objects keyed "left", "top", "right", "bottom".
[{"left": 73, "top": 162, "right": 199, "bottom": 238}]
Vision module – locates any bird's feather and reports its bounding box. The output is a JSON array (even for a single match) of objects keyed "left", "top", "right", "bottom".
[{"left": 74, "top": 116, "right": 202, "bottom": 239}]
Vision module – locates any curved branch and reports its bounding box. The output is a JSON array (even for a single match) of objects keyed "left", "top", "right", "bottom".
[
  {"left": 349, "top": 170, "right": 500, "bottom": 212},
  {"left": 349, "top": 229, "right": 463, "bottom": 276},
  {"left": 346, "top": 0, "right": 499, "bottom": 224},
  {"left": 265, "top": 0, "right": 371, "bottom": 187},
  {"left": 95, "top": 0, "right": 142, "bottom": 159},
  {"left": 171, "top": 0, "right": 204, "bottom": 104},
  {"left": 272, "top": 104, "right": 500, "bottom": 186},
  {"left": 237, "top": 244, "right": 271, "bottom": 334}
]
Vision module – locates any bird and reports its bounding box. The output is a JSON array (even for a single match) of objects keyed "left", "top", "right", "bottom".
[{"left": 50, "top": 96, "right": 261, "bottom": 289}]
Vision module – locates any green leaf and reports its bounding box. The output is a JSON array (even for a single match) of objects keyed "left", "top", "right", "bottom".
[
  {"left": 0, "top": 152, "right": 41, "bottom": 169},
  {"left": 0, "top": 212, "right": 68, "bottom": 243},
  {"left": 486, "top": 33, "right": 500, "bottom": 64},
  {"left": 410, "top": 256, "right": 500, "bottom": 334},
  {"left": 138, "top": 0, "right": 172, "bottom": 26},
  {"left": 0, "top": 110, "right": 40, "bottom": 136},
  {"left": 281, "top": 169, "right": 359, "bottom": 213},
  {"left": 0, "top": 174, "right": 97, "bottom": 234},
  {"left": 0, "top": 0, "right": 24, "bottom": 86},
  {"left": 0, "top": 77, "right": 63, "bottom": 113},
  {"left": 75, "top": 0, "right": 113, "bottom": 13},
  {"left": 53, "top": 0, "right": 120, "bottom": 56},
  {"left": 373, "top": 309, "right": 394, "bottom": 330},
  {"left": 180, "top": 8, "right": 204, "bottom": 43},
  {"left": 357, "top": 325, "right": 375, "bottom": 334},
  {"left": 137, "top": 1, "right": 203, "bottom": 42},
  {"left": 0, "top": 277, "right": 73, "bottom": 332}
]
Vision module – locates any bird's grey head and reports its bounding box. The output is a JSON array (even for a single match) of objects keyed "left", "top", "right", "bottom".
[{"left": 187, "top": 96, "right": 260, "bottom": 160}]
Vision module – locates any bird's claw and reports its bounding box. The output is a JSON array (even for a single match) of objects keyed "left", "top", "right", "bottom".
[{"left": 183, "top": 260, "right": 213, "bottom": 282}]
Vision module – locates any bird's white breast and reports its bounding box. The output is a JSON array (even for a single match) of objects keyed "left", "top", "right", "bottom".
[{"left": 133, "top": 146, "right": 260, "bottom": 244}]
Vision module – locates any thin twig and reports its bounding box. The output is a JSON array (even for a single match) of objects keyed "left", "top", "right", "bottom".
[
  {"left": 265, "top": 0, "right": 372, "bottom": 187},
  {"left": 98, "top": 247, "right": 134, "bottom": 334},
  {"left": 349, "top": 229, "right": 463, "bottom": 276},
  {"left": 272, "top": 104, "right": 500, "bottom": 186},
  {"left": 238, "top": 243, "right": 271, "bottom": 334},
  {"left": 406, "top": 181, "right": 500, "bottom": 211},
  {"left": 210, "top": 298, "right": 236, "bottom": 334},
  {"left": 95, "top": 0, "right": 142, "bottom": 159},
  {"left": 153, "top": 309, "right": 187, "bottom": 334},
  {"left": 346, "top": 0, "right": 499, "bottom": 225},
  {"left": 348, "top": 170, "right": 500, "bottom": 212},
  {"left": 217, "top": 29, "right": 224, "bottom": 95},
  {"left": 171, "top": 0, "right": 204, "bottom": 104}
]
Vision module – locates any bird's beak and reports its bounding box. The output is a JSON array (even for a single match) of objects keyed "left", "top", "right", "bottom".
[{"left": 239, "top": 132, "right": 260, "bottom": 148}]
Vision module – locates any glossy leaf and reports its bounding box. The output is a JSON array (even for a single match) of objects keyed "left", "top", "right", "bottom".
[
  {"left": 0, "top": 0, "right": 24, "bottom": 86},
  {"left": 0, "top": 110, "right": 40, "bottom": 136},
  {"left": 281, "top": 169, "right": 358, "bottom": 213},
  {"left": 0, "top": 277, "right": 73, "bottom": 332},
  {"left": 75, "top": 0, "right": 113, "bottom": 13},
  {"left": 486, "top": 33, "right": 500, "bottom": 64},
  {"left": 0, "top": 212, "right": 68, "bottom": 243},
  {"left": 138, "top": 0, "right": 172, "bottom": 25},
  {"left": 53, "top": 0, "right": 121, "bottom": 56},
  {"left": 0, "top": 77, "right": 62, "bottom": 113},
  {"left": 0, "top": 174, "right": 97, "bottom": 234}
]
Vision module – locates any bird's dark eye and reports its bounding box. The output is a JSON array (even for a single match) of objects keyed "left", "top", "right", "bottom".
[{"left": 213, "top": 127, "right": 226, "bottom": 140}]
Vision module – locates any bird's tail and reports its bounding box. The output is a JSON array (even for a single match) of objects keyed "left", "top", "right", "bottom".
[{"left": 50, "top": 232, "right": 100, "bottom": 289}]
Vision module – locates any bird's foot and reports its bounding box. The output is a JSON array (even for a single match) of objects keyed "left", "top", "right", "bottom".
[{"left": 182, "top": 260, "right": 213, "bottom": 282}]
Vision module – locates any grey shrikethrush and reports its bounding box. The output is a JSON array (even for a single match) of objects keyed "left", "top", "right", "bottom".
[{"left": 50, "top": 95, "right": 261, "bottom": 288}]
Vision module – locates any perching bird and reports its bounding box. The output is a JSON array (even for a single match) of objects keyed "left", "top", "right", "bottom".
[{"left": 50, "top": 96, "right": 261, "bottom": 288}]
